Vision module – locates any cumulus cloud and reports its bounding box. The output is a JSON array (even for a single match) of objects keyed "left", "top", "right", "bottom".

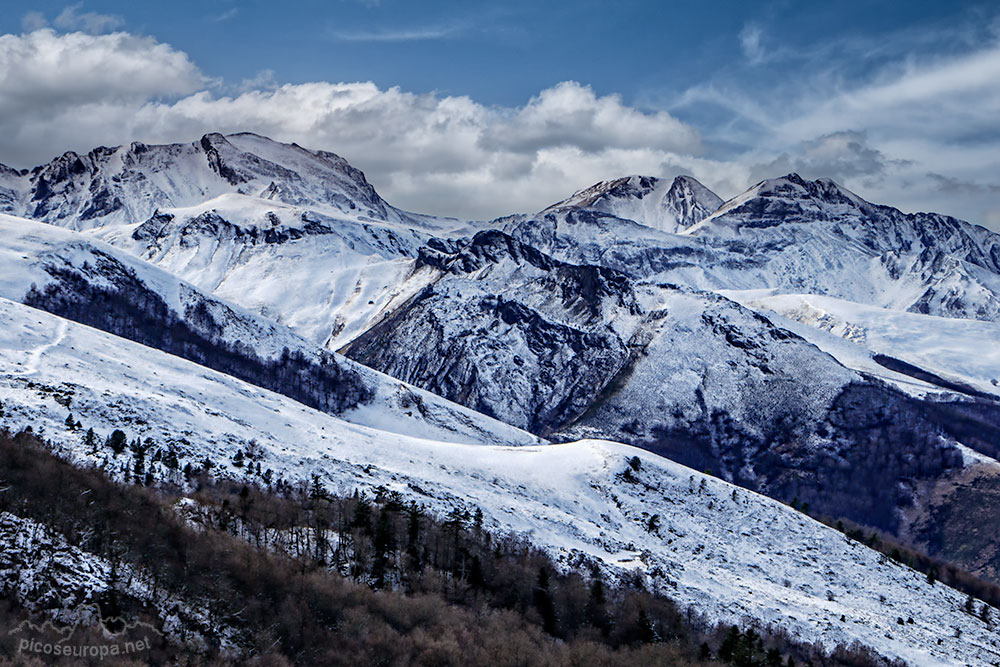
[
  {"left": 0, "top": 29, "right": 202, "bottom": 115},
  {"left": 128, "top": 81, "right": 711, "bottom": 217},
  {"left": 0, "top": 29, "right": 202, "bottom": 165},
  {"left": 749, "top": 131, "right": 906, "bottom": 186}
]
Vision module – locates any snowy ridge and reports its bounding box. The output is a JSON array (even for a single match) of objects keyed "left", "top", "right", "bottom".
[
  {"left": 343, "top": 229, "right": 860, "bottom": 444},
  {"left": 0, "top": 132, "right": 455, "bottom": 232},
  {"left": 0, "top": 297, "right": 997, "bottom": 666}
]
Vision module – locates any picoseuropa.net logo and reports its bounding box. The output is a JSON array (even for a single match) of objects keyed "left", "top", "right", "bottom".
[{"left": 8, "top": 603, "right": 163, "bottom": 661}]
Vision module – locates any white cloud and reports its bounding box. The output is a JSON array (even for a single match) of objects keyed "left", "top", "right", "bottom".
[
  {"left": 739, "top": 23, "right": 765, "bottom": 64},
  {"left": 53, "top": 4, "right": 124, "bottom": 34},
  {"left": 126, "top": 80, "right": 715, "bottom": 218},
  {"left": 749, "top": 131, "right": 904, "bottom": 186},
  {"left": 21, "top": 11, "right": 47, "bottom": 32},
  {"left": 0, "top": 30, "right": 203, "bottom": 164},
  {"left": 673, "top": 22, "right": 1000, "bottom": 228},
  {"left": 331, "top": 23, "right": 467, "bottom": 42},
  {"left": 210, "top": 8, "right": 239, "bottom": 24}
]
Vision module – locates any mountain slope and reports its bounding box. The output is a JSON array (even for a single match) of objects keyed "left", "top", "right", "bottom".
[
  {"left": 0, "top": 133, "right": 470, "bottom": 351},
  {"left": 337, "top": 229, "right": 1000, "bottom": 572},
  {"left": 0, "top": 213, "right": 540, "bottom": 447},
  {"left": 730, "top": 291, "right": 1000, "bottom": 400},
  {"left": 1, "top": 295, "right": 997, "bottom": 666},
  {"left": 89, "top": 192, "right": 438, "bottom": 349}
]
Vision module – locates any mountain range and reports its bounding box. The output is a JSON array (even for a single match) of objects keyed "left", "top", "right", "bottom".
[{"left": 2, "top": 132, "right": 1000, "bottom": 665}]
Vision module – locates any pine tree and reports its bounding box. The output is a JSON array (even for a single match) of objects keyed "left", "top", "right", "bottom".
[
  {"left": 84, "top": 428, "right": 97, "bottom": 455},
  {"left": 352, "top": 493, "right": 373, "bottom": 535},
  {"left": 637, "top": 609, "right": 658, "bottom": 643},
  {"left": 309, "top": 474, "right": 328, "bottom": 502},
  {"left": 133, "top": 451, "right": 145, "bottom": 482},
  {"left": 163, "top": 449, "right": 179, "bottom": 470},
  {"left": 373, "top": 507, "right": 395, "bottom": 588},
  {"left": 719, "top": 626, "right": 741, "bottom": 662},
  {"left": 468, "top": 554, "right": 484, "bottom": 589},
  {"left": 587, "top": 575, "right": 610, "bottom": 634},
  {"left": 533, "top": 567, "right": 557, "bottom": 635},
  {"left": 106, "top": 429, "right": 127, "bottom": 456},
  {"left": 473, "top": 507, "right": 484, "bottom": 534},
  {"left": 406, "top": 502, "right": 422, "bottom": 570}
]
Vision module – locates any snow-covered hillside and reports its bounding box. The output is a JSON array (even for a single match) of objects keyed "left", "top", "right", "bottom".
[
  {"left": 0, "top": 213, "right": 540, "bottom": 448},
  {"left": 90, "top": 193, "right": 441, "bottom": 349},
  {"left": 3, "top": 132, "right": 1000, "bottom": 665},
  {"left": 342, "top": 229, "right": 857, "bottom": 442},
  {"left": 727, "top": 291, "right": 1000, "bottom": 400},
  {"left": 0, "top": 133, "right": 473, "bottom": 350},
  {"left": 0, "top": 296, "right": 997, "bottom": 666}
]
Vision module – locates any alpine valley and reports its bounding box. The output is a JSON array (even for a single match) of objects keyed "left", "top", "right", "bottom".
[{"left": 2, "top": 132, "right": 1000, "bottom": 666}]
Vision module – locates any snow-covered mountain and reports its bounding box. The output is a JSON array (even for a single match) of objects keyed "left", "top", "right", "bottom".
[
  {"left": 337, "top": 229, "right": 1000, "bottom": 557},
  {"left": 502, "top": 173, "right": 1000, "bottom": 324},
  {"left": 0, "top": 132, "right": 453, "bottom": 232},
  {"left": 2, "top": 295, "right": 998, "bottom": 666},
  {"left": 3, "top": 132, "right": 1000, "bottom": 664},
  {"left": 541, "top": 174, "right": 723, "bottom": 233},
  {"left": 728, "top": 291, "right": 1000, "bottom": 400},
  {"left": 0, "top": 133, "right": 472, "bottom": 350},
  {"left": 90, "top": 192, "right": 439, "bottom": 349}
]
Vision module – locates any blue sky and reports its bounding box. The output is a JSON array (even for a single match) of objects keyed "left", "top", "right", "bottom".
[{"left": 1, "top": 1, "right": 999, "bottom": 227}]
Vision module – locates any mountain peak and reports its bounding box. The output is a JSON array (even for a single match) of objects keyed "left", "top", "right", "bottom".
[
  {"left": 687, "top": 173, "right": 874, "bottom": 233},
  {"left": 0, "top": 131, "right": 431, "bottom": 230},
  {"left": 542, "top": 174, "right": 722, "bottom": 233}
]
